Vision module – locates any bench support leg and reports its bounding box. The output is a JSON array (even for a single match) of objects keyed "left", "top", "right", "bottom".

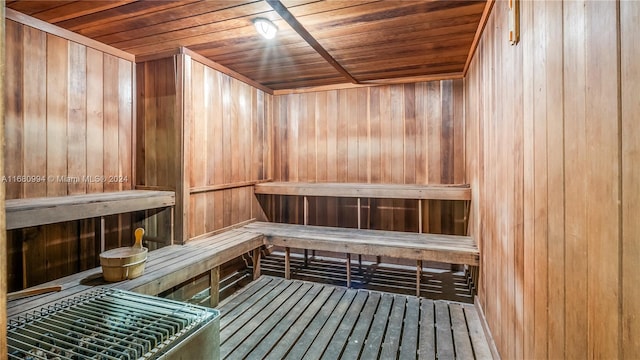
[
  {"left": 253, "top": 248, "right": 261, "bottom": 280},
  {"left": 346, "top": 253, "right": 352, "bottom": 288},
  {"left": 210, "top": 266, "right": 220, "bottom": 308},
  {"left": 416, "top": 260, "right": 422, "bottom": 297},
  {"left": 304, "top": 249, "right": 308, "bottom": 266},
  {"left": 285, "top": 247, "right": 291, "bottom": 280}
]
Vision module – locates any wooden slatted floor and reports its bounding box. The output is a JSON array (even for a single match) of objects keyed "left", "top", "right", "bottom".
[{"left": 219, "top": 276, "right": 492, "bottom": 359}]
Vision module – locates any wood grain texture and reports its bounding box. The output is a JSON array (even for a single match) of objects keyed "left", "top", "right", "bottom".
[
  {"left": 621, "top": 1, "right": 640, "bottom": 357},
  {"left": 465, "top": 1, "right": 634, "bottom": 358},
  {"left": 186, "top": 58, "right": 271, "bottom": 239},
  {"left": 270, "top": 80, "right": 466, "bottom": 234},
  {"left": 6, "top": 0, "right": 487, "bottom": 90},
  {"left": 3, "top": 20, "right": 135, "bottom": 290}
]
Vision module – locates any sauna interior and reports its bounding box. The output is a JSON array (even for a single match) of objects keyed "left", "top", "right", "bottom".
[{"left": 1, "top": 0, "right": 639, "bottom": 359}]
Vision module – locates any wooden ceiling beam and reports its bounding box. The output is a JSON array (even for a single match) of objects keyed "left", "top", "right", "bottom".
[{"left": 265, "top": 0, "right": 360, "bottom": 84}]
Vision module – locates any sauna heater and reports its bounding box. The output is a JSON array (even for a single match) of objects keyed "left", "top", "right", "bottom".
[{"left": 7, "top": 288, "right": 220, "bottom": 359}]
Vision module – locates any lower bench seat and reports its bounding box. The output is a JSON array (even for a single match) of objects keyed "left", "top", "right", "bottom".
[
  {"left": 8, "top": 220, "right": 478, "bottom": 317},
  {"left": 241, "top": 221, "right": 478, "bottom": 296},
  {"left": 6, "top": 228, "right": 264, "bottom": 319},
  {"left": 242, "top": 221, "right": 479, "bottom": 266}
]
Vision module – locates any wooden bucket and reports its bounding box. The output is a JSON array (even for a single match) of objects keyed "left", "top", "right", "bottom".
[{"left": 100, "top": 228, "right": 148, "bottom": 282}]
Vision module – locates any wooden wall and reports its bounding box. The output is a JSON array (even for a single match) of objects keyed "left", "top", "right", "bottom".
[
  {"left": 465, "top": 1, "right": 640, "bottom": 358},
  {"left": 186, "top": 57, "right": 272, "bottom": 239},
  {"left": 1, "top": 2, "right": 7, "bottom": 357},
  {"left": 268, "top": 81, "right": 466, "bottom": 234},
  {"left": 137, "top": 54, "right": 272, "bottom": 242},
  {"left": 4, "top": 17, "right": 135, "bottom": 290}
]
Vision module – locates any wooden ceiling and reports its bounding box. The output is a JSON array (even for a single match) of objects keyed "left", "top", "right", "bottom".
[{"left": 5, "top": 0, "right": 490, "bottom": 91}]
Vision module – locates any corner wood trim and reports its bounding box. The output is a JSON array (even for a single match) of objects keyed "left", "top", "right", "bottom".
[
  {"left": 474, "top": 296, "right": 502, "bottom": 360},
  {"left": 5, "top": 8, "right": 135, "bottom": 62}
]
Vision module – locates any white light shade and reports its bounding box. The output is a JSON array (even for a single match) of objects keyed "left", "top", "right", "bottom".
[{"left": 254, "top": 18, "right": 278, "bottom": 40}]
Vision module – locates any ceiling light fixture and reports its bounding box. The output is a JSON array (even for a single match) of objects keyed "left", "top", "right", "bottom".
[{"left": 253, "top": 18, "right": 278, "bottom": 40}]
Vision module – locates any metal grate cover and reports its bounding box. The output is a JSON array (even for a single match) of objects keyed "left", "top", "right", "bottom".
[{"left": 7, "top": 288, "right": 219, "bottom": 359}]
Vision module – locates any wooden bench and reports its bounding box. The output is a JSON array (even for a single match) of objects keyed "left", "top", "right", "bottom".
[
  {"left": 6, "top": 190, "right": 175, "bottom": 230},
  {"left": 6, "top": 190, "right": 176, "bottom": 253},
  {"left": 241, "top": 221, "right": 479, "bottom": 296},
  {"left": 6, "top": 227, "right": 264, "bottom": 319},
  {"left": 255, "top": 181, "right": 471, "bottom": 233}
]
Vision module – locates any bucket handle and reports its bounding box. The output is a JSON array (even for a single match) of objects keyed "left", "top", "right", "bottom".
[{"left": 133, "top": 228, "right": 145, "bottom": 249}]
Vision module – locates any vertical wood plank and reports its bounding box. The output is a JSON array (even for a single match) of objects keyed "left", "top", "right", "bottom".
[
  {"left": 86, "top": 48, "right": 104, "bottom": 194},
  {"left": 22, "top": 27, "right": 48, "bottom": 197},
  {"left": 5, "top": 20, "right": 24, "bottom": 200},
  {"left": 545, "top": 3, "right": 565, "bottom": 358},
  {"left": 562, "top": 0, "right": 587, "bottom": 357},
  {"left": 520, "top": 0, "right": 535, "bottom": 357},
  {"left": 103, "top": 53, "right": 119, "bottom": 193},
  {"left": 585, "top": 1, "right": 620, "bottom": 358},
  {"left": 532, "top": 2, "right": 549, "bottom": 357},
  {"left": 117, "top": 58, "right": 133, "bottom": 191},
  {"left": 67, "top": 42, "right": 87, "bottom": 195},
  {"left": 621, "top": 1, "right": 640, "bottom": 357},
  {"left": 46, "top": 34, "right": 68, "bottom": 196},
  {"left": 1, "top": 5, "right": 7, "bottom": 357}
]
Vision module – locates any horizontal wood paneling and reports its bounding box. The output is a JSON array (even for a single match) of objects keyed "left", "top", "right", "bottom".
[
  {"left": 465, "top": 1, "right": 638, "bottom": 358},
  {"left": 3, "top": 19, "right": 135, "bottom": 291},
  {"left": 186, "top": 58, "right": 272, "bottom": 239},
  {"left": 270, "top": 81, "right": 465, "bottom": 234}
]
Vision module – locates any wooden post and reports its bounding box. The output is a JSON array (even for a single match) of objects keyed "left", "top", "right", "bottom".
[
  {"left": 418, "top": 199, "right": 423, "bottom": 234},
  {"left": 303, "top": 196, "right": 309, "bottom": 265},
  {"left": 416, "top": 260, "right": 423, "bottom": 297},
  {"left": 285, "top": 247, "right": 291, "bottom": 280},
  {"left": 346, "top": 253, "right": 351, "bottom": 288},
  {"left": 357, "top": 197, "right": 361, "bottom": 229},
  {"left": 170, "top": 206, "right": 175, "bottom": 245},
  {"left": 210, "top": 266, "right": 220, "bottom": 307},
  {"left": 100, "top": 216, "right": 106, "bottom": 252},
  {"left": 252, "top": 248, "right": 261, "bottom": 280}
]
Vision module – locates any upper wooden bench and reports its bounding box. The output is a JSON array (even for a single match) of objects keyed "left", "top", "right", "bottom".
[
  {"left": 6, "top": 227, "right": 264, "bottom": 319},
  {"left": 254, "top": 182, "right": 471, "bottom": 201},
  {"left": 6, "top": 190, "right": 175, "bottom": 230}
]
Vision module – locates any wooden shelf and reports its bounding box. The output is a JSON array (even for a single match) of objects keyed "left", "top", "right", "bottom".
[
  {"left": 254, "top": 182, "right": 471, "bottom": 201},
  {"left": 6, "top": 190, "right": 175, "bottom": 230}
]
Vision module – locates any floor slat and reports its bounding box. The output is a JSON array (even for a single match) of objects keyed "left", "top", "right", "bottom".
[
  {"left": 381, "top": 295, "right": 407, "bottom": 358},
  {"left": 303, "top": 289, "right": 359, "bottom": 360},
  {"left": 248, "top": 283, "right": 326, "bottom": 359},
  {"left": 230, "top": 283, "right": 315, "bottom": 358},
  {"left": 280, "top": 288, "right": 348, "bottom": 360},
  {"left": 419, "top": 299, "right": 436, "bottom": 360},
  {"left": 360, "top": 292, "right": 394, "bottom": 359},
  {"left": 464, "top": 305, "right": 493, "bottom": 359},
  {"left": 321, "top": 290, "right": 369, "bottom": 359},
  {"left": 435, "top": 300, "right": 455, "bottom": 359},
  {"left": 341, "top": 291, "right": 381, "bottom": 358},
  {"left": 218, "top": 276, "right": 492, "bottom": 360},
  {"left": 451, "top": 303, "right": 475, "bottom": 359},
  {"left": 399, "top": 296, "right": 420, "bottom": 359}
]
